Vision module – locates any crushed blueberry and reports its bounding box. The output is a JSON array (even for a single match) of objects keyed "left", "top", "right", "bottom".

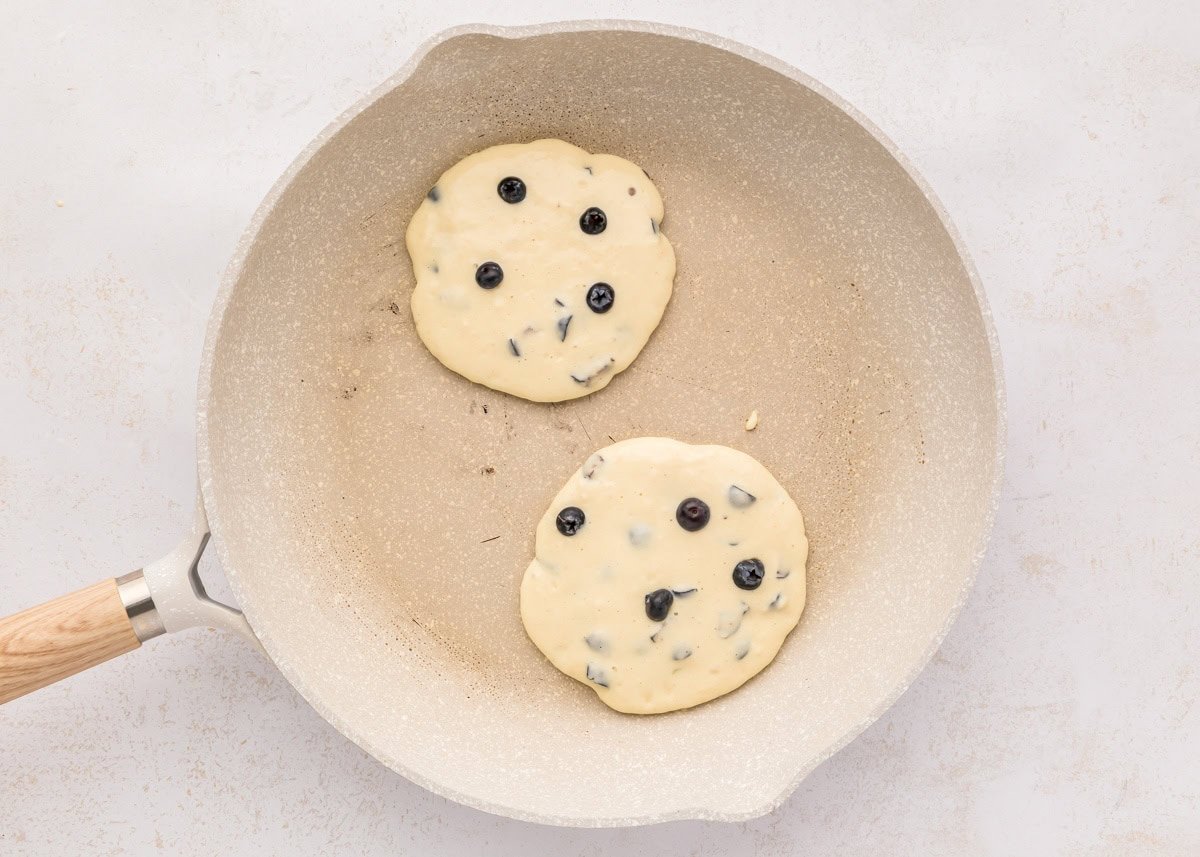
[
  {"left": 670, "top": 587, "right": 698, "bottom": 597},
  {"left": 584, "top": 632, "right": 608, "bottom": 652},
  {"left": 586, "top": 282, "right": 615, "bottom": 314},
  {"left": 582, "top": 453, "right": 605, "bottom": 479},
  {"left": 717, "top": 602, "right": 749, "bottom": 638},
  {"left": 732, "top": 558, "right": 765, "bottom": 590},
  {"left": 579, "top": 206, "right": 607, "bottom": 234},
  {"left": 628, "top": 523, "right": 652, "bottom": 546},
  {"left": 734, "top": 640, "right": 751, "bottom": 660},
  {"left": 768, "top": 592, "right": 786, "bottom": 610},
  {"left": 676, "top": 498, "right": 710, "bottom": 532},
  {"left": 427, "top": 186, "right": 440, "bottom": 202},
  {"left": 570, "top": 356, "right": 615, "bottom": 386},
  {"left": 585, "top": 662, "right": 609, "bottom": 687},
  {"left": 775, "top": 568, "right": 791, "bottom": 579},
  {"left": 508, "top": 338, "right": 521, "bottom": 357},
  {"left": 497, "top": 176, "right": 526, "bottom": 203},
  {"left": 672, "top": 645, "right": 692, "bottom": 661},
  {"left": 475, "top": 261, "right": 503, "bottom": 289},
  {"left": 728, "top": 485, "right": 757, "bottom": 508},
  {"left": 557, "top": 314, "right": 573, "bottom": 341},
  {"left": 644, "top": 588, "right": 674, "bottom": 621},
  {"left": 555, "top": 506, "right": 586, "bottom": 536}
]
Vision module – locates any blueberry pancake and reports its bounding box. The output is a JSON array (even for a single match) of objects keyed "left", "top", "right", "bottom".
[
  {"left": 406, "top": 139, "right": 676, "bottom": 402},
  {"left": 520, "top": 437, "right": 809, "bottom": 714}
]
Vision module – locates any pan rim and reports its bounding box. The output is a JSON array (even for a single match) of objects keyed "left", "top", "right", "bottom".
[{"left": 195, "top": 18, "right": 1007, "bottom": 827}]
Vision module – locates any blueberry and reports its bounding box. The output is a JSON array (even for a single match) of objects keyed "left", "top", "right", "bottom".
[
  {"left": 732, "top": 558, "right": 765, "bottom": 590},
  {"left": 586, "top": 282, "right": 615, "bottom": 314},
  {"left": 645, "top": 588, "right": 674, "bottom": 621},
  {"left": 475, "top": 261, "right": 503, "bottom": 289},
  {"left": 579, "top": 206, "right": 607, "bottom": 234},
  {"left": 676, "top": 498, "right": 710, "bottom": 532},
  {"left": 555, "top": 506, "right": 585, "bottom": 536},
  {"left": 497, "top": 176, "right": 526, "bottom": 203}
]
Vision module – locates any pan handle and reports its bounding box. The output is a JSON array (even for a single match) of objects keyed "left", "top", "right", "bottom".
[
  {"left": 0, "top": 494, "right": 257, "bottom": 705},
  {"left": 0, "top": 579, "right": 142, "bottom": 704},
  {"left": 138, "top": 495, "right": 257, "bottom": 642}
]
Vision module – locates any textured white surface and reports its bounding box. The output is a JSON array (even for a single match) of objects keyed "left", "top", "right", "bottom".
[{"left": 0, "top": 1, "right": 1196, "bottom": 854}]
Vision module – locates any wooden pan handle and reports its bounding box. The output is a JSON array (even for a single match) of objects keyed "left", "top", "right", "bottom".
[{"left": 0, "top": 579, "right": 141, "bottom": 704}]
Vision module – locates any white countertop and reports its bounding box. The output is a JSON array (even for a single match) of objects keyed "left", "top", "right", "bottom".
[{"left": 2, "top": 2, "right": 1197, "bottom": 854}]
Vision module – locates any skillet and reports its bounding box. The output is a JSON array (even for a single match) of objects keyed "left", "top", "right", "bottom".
[{"left": 0, "top": 21, "right": 1004, "bottom": 826}]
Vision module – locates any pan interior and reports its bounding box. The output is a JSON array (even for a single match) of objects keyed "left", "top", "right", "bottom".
[{"left": 202, "top": 28, "right": 999, "bottom": 823}]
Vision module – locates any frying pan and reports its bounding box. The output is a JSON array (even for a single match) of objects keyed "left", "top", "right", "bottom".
[{"left": 0, "top": 21, "right": 1004, "bottom": 826}]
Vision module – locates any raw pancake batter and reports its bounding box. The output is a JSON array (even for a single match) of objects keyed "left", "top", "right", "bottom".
[
  {"left": 521, "top": 437, "right": 809, "bottom": 714},
  {"left": 406, "top": 139, "right": 676, "bottom": 402}
]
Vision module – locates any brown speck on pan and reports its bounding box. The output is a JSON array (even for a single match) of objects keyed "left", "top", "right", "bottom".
[
  {"left": 481, "top": 466, "right": 495, "bottom": 475},
  {"left": 388, "top": 301, "right": 400, "bottom": 315},
  {"left": 576, "top": 415, "right": 593, "bottom": 443},
  {"left": 480, "top": 535, "right": 500, "bottom": 543},
  {"left": 482, "top": 404, "right": 489, "bottom": 414},
  {"left": 340, "top": 386, "right": 357, "bottom": 400}
]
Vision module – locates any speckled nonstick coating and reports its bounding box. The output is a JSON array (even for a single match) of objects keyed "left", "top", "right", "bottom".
[{"left": 196, "top": 21, "right": 1005, "bottom": 827}]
